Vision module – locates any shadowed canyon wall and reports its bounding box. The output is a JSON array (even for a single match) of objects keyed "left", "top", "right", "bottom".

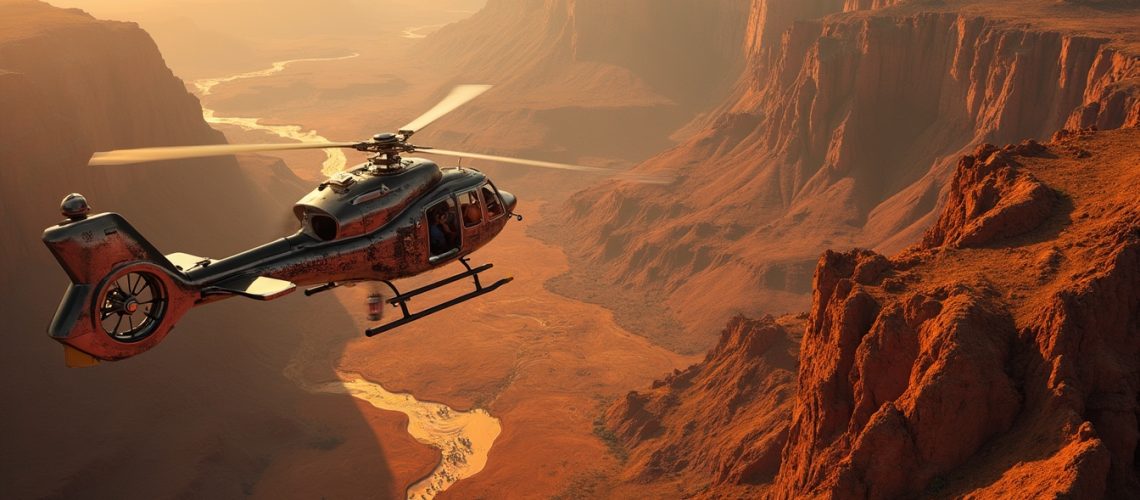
[
  {"left": 407, "top": 0, "right": 754, "bottom": 175},
  {"left": 0, "top": 2, "right": 425, "bottom": 497},
  {"left": 420, "top": 0, "right": 750, "bottom": 107},
  {"left": 0, "top": 0, "right": 289, "bottom": 263}
]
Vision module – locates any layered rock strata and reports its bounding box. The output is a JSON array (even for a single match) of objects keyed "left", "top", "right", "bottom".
[
  {"left": 566, "top": 0, "right": 1140, "bottom": 339},
  {"left": 606, "top": 128, "right": 1140, "bottom": 498}
]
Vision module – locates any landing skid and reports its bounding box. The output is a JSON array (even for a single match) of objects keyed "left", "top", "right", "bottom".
[{"left": 366, "top": 258, "right": 512, "bottom": 337}]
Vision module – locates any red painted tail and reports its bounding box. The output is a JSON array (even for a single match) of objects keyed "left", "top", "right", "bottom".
[{"left": 43, "top": 212, "right": 198, "bottom": 366}]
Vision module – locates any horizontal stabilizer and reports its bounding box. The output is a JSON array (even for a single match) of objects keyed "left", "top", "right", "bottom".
[
  {"left": 212, "top": 275, "right": 296, "bottom": 301},
  {"left": 165, "top": 252, "right": 214, "bottom": 272}
]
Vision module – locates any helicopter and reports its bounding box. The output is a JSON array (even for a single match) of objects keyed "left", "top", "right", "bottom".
[{"left": 43, "top": 85, "right": 661, "bottom": 367}]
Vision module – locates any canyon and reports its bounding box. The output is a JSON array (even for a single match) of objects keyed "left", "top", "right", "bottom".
[
  {"left": 2, "top": 1, "right": 712, "bottom": 497},
  {"left": 564, "top": 0, "right": 1140, "bottom": 346},
  {"left": 606, "top": 127, "right": 1140, "bottom": 498},
  {"left": 0, "top": 1, "right": 435, "bottom": 497},
  {"left": 592, "top": 2, "right": 1140, "bottom": 497},
  {"left": 2, "top": 0, "right": 1138, "bottom": 498}
]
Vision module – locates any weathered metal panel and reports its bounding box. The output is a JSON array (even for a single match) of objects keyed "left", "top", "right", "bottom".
[{"left": 293, "top": 159, "right": 443, "bottom": 240}]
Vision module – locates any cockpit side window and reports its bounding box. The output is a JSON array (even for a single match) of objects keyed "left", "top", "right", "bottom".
[
  {"left": 426, "top": 197, "right": 460, "bottom": 258},
  {"left": 482, "top": 183, "right": 505, "bottom": 219},
  {"left": 461, "top": 190, "right": 483, "bottom": 228}
]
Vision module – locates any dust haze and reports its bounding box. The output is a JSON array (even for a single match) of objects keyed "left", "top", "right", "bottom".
[{"left": 2, "top": 0, "right": 1139, "bottom": 498}]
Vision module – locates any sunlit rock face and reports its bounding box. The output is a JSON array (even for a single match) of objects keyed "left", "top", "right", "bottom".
[
  {"left": 564, "top": 0, "right": 1140, "bottom": 339},
  {"left": 604, "top": 315, "right": 801, "bottom": 488},
  {"left": 606, "top": 128, "right": 1140, "bottom": 499}
]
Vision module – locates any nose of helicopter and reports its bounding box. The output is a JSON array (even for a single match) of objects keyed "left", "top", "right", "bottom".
[{"left": 500, "top": 190, "right": 517, "bottom": 214}]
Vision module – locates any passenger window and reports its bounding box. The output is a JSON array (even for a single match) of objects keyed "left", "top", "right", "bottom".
[
  {"left": 482, "top": 185, "right": 505, "bottom": 218},
  {"left": 461, "top": 191, "right": 483, "bottom": 228},
  {"left": 427, "top": 198, "right": 460, "bottom": 257}
]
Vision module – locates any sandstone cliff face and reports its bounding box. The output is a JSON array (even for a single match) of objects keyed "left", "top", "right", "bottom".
[
  {"left": 606, "top": 128, "right": 1140, "bottom": 498},
  {"left": 921, "top": 141, "right": 1057, "bottom": 248},
  {"left": 604, "top": 315, "right": 801, "bottom": 492},
  {"left": 742, "top": 0, "right": 902, "bottom": 69},
  {"left": 777, "top": 129, "right": 1140, "bottom": 498},
  {"left": 742, "top": 1, "right": 846, "bottom": 74},
  {"left": 777, "top": 248, "right": 1025, "bottom": 498},
  {"left": 566, "top": 1, "right": 1140, "bottom": 339}
]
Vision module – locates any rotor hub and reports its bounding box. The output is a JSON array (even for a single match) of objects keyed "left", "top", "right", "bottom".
[
  {"left": 106, "top": 289, "right": 140, "bottom": 315},
  {"left": 357, "top": 132, "right": 420, "bottom": 171},
  {"left": 99, "top": 271, "right": 167, "bottom": 343},
  {"left": 372, "top": 133, "right": 399, "bottom": 144}
]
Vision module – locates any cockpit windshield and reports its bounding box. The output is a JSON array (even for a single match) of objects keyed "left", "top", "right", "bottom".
[{"left": 482, "top": 184, "right": 505, "bottom": 219}]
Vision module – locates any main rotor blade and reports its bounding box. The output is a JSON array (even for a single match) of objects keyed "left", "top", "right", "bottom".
[
  {"left": 417, "top": 148, "right": 672, "bottom": 184},
  {"left": 419, "top": 148, "right": 608, "bottom": 173},
  {"left": 399, "top": 84, "right": 492, "bottom": 135},
  {"left": 89, "top": 142, "right": 359, "bottom": 166}
]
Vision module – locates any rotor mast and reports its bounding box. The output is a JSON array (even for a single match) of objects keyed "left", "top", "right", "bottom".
[
  {"left": 357, "top": 132, "right": 415, "bottom": 170},
  {"left": 356, "top": 84, "right": 492, "bottom": 171}
]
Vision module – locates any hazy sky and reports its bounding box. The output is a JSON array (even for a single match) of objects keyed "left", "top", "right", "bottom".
[{"left": 46, "top": 0, "right": 487, "bottom": 77}]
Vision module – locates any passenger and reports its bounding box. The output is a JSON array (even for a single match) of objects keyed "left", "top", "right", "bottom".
[
  {"left": 429, "top": 209, "right": 449, "bottom": 255},
  {"left": 440, "top": 209, "right": 458, "bottom": 246}
]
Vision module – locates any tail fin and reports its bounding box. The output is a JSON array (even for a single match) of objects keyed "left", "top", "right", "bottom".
[
  {"left": 43, "top": 213, "right": 197, "bottom": 365},
  {"left": 43, "top": 213, "right": 175, "bottom": 283}
]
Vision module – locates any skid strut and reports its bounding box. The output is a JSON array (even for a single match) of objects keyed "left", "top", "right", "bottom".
[{"left": 365, "top": 258, "right": 512, "bottom": 337}]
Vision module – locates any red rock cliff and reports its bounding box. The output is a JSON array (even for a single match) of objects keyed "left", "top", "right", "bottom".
[
  {"left": 604, "top": 315, "right": 802, "bottom": 494},
  {"left": 565, "top": 1, "right": 1140, "bottom": 341},
  {"left": 605, "top": 127, "right": 1140, "bottom": 498},
  {"left": 777, "top": 128, "right": 1140, "bottom": 498}
]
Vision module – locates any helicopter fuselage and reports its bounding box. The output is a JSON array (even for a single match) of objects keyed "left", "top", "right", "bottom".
[
  {"left": 39, "top": 82, "right": 614, "bottom": 366},
  {"left": 185, "top": 158, "right": 516, "bottom": 294},
  {"left": 42, "top": 158, "right": 517, "bottom": 365}
]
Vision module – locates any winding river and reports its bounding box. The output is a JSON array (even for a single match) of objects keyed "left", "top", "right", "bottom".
[
  {"left": 192, "top": 54, "right": 359, "bottom": 176},
  {"left": 400, "top": 24, "right": 446, "bottom": 39},
  {"left": 322, "top": 377, "right": 501, "bottom": 499},
  {"left": 193, "top": 56, "right": 502, "bottom": 499}
]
